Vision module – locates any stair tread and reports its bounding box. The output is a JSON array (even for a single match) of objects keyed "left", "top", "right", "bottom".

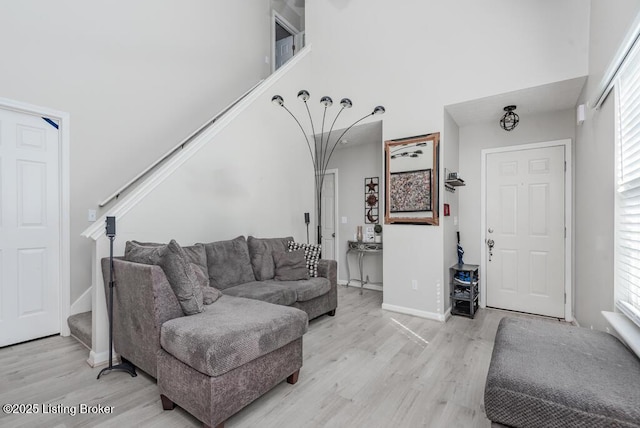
[{"left": 67, "top": 311, "right": 91, "bottom": 349}]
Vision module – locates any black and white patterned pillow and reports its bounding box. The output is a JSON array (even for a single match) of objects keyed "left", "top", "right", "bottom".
[{"left": 287, "top": 241, "right": 321, "bottom": 277}]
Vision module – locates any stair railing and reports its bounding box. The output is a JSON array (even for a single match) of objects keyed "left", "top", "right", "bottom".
[{"left": 98, "top": 80, "right": 264, "bottom": 208}]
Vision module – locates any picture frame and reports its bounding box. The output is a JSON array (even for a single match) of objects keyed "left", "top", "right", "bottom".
[{"left": 385, "top": 133, "right": 440, "bottom": 225}]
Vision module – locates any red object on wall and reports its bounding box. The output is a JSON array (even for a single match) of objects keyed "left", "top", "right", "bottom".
[{"left": 444, "top": 203, "right": 450, "bottom": 216}]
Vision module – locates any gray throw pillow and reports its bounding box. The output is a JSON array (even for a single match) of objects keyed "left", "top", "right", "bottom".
[
  {"left": 124, "top": 240, "right": 204, "bottom": 315},
  {"left": 202, "top": 236, "right": 256, "bottom": 289},
  {"left": 183, "top": 244, "right": 208, "bottom": 278},
  {"left": 273, "top": 250, "right": 310, "bottom": 281},
  {"left": 191, "top": 263, "right": 221, "bottom": 305},
  {"left": 247, "top": 236, "right": 294, "bottom": 280},
  {"left": 126, "top": 240, "right": 208, "bottom": 278}
]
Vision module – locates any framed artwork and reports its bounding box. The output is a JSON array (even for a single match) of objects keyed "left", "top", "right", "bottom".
[
  {"left": 365, "top": 177, "right": 379, "bottom": 224},
  {"left": 389, "top": 169, "right": 431, "bottom": 212},
  {"left": 385, "top": 132, "right": 440, "bottom": 225}
]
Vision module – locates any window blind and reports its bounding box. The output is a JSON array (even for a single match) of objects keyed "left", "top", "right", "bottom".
[{"left": 616, "top": 40, "right": 640, "bottom": 328}]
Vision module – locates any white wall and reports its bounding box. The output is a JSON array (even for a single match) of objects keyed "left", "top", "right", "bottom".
[
  {"left": 574, "top": 0, "right": 640, "bottom": 330},
  {"left": 272, "top": 0, "right": 305, "bottom": 32},
  {"left": 0, "top": 1, "right": 274, "bottom": 303},
  {"left": 307, "top": 0, "right": 589, "bottom": 318},
  {"left": 458, "top": 109, "right": 576, "bottom": 269},
  {"left": 327, "top": 131, "right": 384, "bottom": 285}
]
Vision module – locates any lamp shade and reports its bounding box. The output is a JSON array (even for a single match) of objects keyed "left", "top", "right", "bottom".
[
  {"left": 320, "top": 96, "right": 333, "bottom": 107},
  {"left": 297, "top": 90, "right": 310, "bottom": 101},
  {"left": 373, "top": 106, "right": 386, "bottom": 115}
]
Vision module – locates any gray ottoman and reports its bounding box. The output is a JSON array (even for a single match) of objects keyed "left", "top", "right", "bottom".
[{"left": 485, "top": 317, "right": 640, "bottom": 428}]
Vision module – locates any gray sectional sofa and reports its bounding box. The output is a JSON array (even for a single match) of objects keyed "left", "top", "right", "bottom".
[{"left": 101, "top": 235, "right": 337, "bottom": 428}]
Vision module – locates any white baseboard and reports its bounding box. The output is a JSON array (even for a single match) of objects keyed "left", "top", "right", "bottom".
[
  {"left": 87, "top": 349, "right": 118, "bottom": 368},
  {"left": 382, "top": 303, "right": 448, "bottom": 322},
  {"left": 338, "top": 279, "right": 383, "bottom": 292}
]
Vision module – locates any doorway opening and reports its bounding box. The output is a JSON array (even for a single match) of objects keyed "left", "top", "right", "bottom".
[{"left": 272, "top": 12, "right": 304, "bottom": 72}]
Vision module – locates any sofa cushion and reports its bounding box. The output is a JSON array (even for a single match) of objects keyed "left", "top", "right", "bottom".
[
  {"left": 273, "top": 250, "right": 310, "bottom": 281},
  {"left": 125, "top": 240, "right": 204, "bottom": 315},
  {"left": 288, "top": 241, "right": 321, "bottom": 277},
  {"left": 192, "top": 263, "right": 221, "bottom": 305},
  {"left": 203, "top": 236, "right": 255, "bottom": 290},
  {"left": 160, "top": 295, "right": 308, "bottom": 377},
  {"left": 485, "top": 317, "right": 640, "bottom": 428},
  {"left": 124, "top": 240, "right": 207, "bottom": 277},
  {"left": 247, "top": 236, "right": 293, "bottom": 280},
  {"left": 182, "top": 243, "right": 208, "bottom": 278},
  {"left": 282, "top": 277, "right": 331, "bottom": 302},
  {"left": 221, "top": 281, "right": 297, "bottom": 306}
]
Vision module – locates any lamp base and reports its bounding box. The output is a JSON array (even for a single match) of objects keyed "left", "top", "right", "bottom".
[{"left": 96, "top": 358, "right": 137, "bottom": 379}]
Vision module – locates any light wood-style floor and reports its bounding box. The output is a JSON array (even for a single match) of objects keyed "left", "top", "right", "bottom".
[{"left": 0, "top": 286, "right": 537, "bottom": 428}]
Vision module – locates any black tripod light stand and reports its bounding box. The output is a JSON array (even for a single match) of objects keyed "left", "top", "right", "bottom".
[{"left": 97, "top": 216, "right": 137, "bottom": 379}]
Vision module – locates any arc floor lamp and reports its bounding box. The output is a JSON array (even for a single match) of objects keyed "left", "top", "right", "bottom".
[{"left": 272, "top": 90, "right": 385, "bottom": 245}]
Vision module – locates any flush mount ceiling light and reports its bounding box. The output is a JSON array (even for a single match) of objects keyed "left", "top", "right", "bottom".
[{"left": 500, "top": 105, "right": 519, "bottom": 131}]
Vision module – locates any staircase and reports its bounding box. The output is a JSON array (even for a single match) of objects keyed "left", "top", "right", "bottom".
[
  {"left": 79, "top": 46, "right": 313, "bottom": 367},
  {"left": 67, "top": 312, "right": 92, "bottom": 349}
]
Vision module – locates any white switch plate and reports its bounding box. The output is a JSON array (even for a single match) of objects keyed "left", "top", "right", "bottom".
[
  {"left": 454, "top": 216, "right": 458, "bottom": 226},
  {"left": 88, "top": 209, "right": 97, "bottom": 222},
  {"left": 341, "top": 216, "right": 348, "bottom": 224}
]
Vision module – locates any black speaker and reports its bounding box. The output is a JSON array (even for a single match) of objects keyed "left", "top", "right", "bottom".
[
  {"left": 304, "top": 212, "right": 310, "bottom": 224},
  {"left": 105, "top": 216, "right": 116, "bottom": 237}
]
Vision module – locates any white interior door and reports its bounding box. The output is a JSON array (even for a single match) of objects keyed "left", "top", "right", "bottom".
[
  {"left": 0, "top": 108, "right": 60, "bottom": 347},
  {"left": 485, "top": 145, "right": 565, "bottom": 318},
  {"left": 275, "top": 35, "right": 294, "bottom": 70},
  {"left": 321, "top": 172, "right": 337, "bottom": 260}
]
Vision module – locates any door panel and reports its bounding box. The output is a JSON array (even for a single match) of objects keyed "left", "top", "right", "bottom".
[
  {"left": 0, "top": 108, "right": 60, "bottom": 346},
  {"left": 486, "top": 145, "right": 565, "bottom": 318},
  {"left": 275, "top": 35, "right": 294, "bottom": 70}
]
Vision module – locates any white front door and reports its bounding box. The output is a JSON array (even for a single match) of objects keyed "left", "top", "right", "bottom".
[
  {"left": 485, "top": 145, "right": 565, "bottom": 318},
  {"left": 0, "top": 108, "right": 60, "bottom": 347},
  {"left": 321, "top": 172, "right": 337, "bottom": 260}
]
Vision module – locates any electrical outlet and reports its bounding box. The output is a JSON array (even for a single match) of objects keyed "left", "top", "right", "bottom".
[
  {"left": 88, "top": 209, "right": 97, "bottom": 222},
  {"left": 411, "top": 280, "right": 418, "bottom": 290}
]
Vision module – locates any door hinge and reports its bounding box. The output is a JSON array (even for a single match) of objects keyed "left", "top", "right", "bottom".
[
  {"left": 564, "top": 293, "right": 567, "bottom": 304},
  {"left": 565, "top": 227, "right": 567, "bottom": 238},
  {"left": 564, "top": 161, "right": 567, "bottom": 171}
]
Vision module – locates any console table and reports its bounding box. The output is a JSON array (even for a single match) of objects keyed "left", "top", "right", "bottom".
[{"left": 346, "top": 240, "right": 383, "bottom": 294}]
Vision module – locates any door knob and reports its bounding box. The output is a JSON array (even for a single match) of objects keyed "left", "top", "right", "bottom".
[
  {"left": 488, "top": 227, "right": 494, "bottom": 233},
  {"left": 332, "top": 233, "right": 335, "bottom": 238}
]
